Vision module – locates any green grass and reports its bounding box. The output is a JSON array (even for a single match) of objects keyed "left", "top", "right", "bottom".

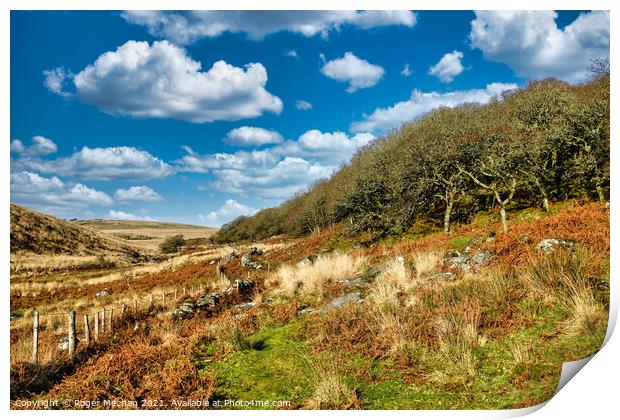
[
  {"left": 450, "top": 236, "right": 473, "bottom": 252},
  {"left": 197, "top": 323, "right": 314, "bottom": 407}
]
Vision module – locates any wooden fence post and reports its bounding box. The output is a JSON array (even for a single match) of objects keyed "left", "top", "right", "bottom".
[
  {"left": 134, "top": 299, "right": 138, "bottom": 312},
  {"left": 32, "top": 310, "right": 39, "bottom": 365},
  {"left": 191, "top": 285, "right": 195, "bottom": 295},
  {"left": 94, "top": 311, "right": 99, "bottom": 342},
  {"left": 183, "top": 286, "right": 186, "bottom": 296},
  {"left": 109, "top": 308, "right": 114, "bottom": 332},
  {"left": 162, "top": 292, "right": 166, "bottom": 305},
  {"left": 121, "top": 304, "right": 126, "bottom": 316},
  {"left": 68, "top": 310, "right": 76, "bottom": 361},
  {"left": 101, "top": 308, "right": 106, "bottom": 334},
  {"left": 174, "top": 288, "right": 177, "bottom": 300},
  {"left": 149, "top": 294, "right": 153, "bottom": 308},
  {"left": 83, "top": 314, "right": 90, "bottom": 346}
]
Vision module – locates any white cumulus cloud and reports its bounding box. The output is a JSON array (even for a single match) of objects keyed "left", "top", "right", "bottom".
[
  {"left": 11, "top": 171, "right": 113, "bottom": 210},
  {"left": 114, "top": 186, "right": 164, "bottom": 202},
  {"left": 321, "top": 52, "right": 385, "bottom": 93},
  {"left": 469, "top": 10, "right": 609, "bottom": 82},
  {"left": 225, "top": 126, "right": 284, "bottom": 147},
  {"left": 122, "top": 10, "right": 416, "bottom": 44},
  {"left": 108, "top": 210, "right": 154, "bottom": 221},
  {"left": 46, "top": 40, "right": 282, "bottom": 123},
  {"left": 176, "top": 128, "right": 374, "bottom": 199},
  {"left": 15, "top": 146, "right": 174, "bottom": 181},
  {"left": 198, "top": 199, "right": 258, "bottom": 227},
  {"left": 350, "top": 82, "right": 518, "bottom": 134},
  {"left": 10, "top": 136, "right": 58, "bottom": 156},
  {"left": 428, "top": 50, "right": 464, "bottom": 83},
  {"left": 295, "top": 100, "right": 313, "bottom": 110}
]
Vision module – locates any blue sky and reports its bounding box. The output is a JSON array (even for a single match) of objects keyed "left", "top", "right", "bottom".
[{"left": 10, "top": 10, "right": 609, "bottom": 226}]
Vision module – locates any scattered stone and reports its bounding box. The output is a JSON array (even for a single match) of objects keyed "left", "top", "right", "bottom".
[
  {"left": 535, "top": 238, "right": 576, "bottom": 254},
  {"left": 428, "top": 272, "right": 456, "bottom": 282},
  {"left": 95, "top": 289, "right": 110, "bottom": 298},
  {"left": 395, "top": 256, "right": 405, "bottom": 265},
  {"left": 196, "top": 293, "right": 220, "bottom": 311},
  {"left": 342, "top": 277, "right": 371, "bottom": 288},
  {"left": 297, "top": 307, "right": 315, "bottom": 316},
  {"left": 235, "top": 302, "right": 257, "bottom": 310},
  {"left": 319, "top": 292, "right": 363, "bottom": 313},
  {"left": 209, "top": 260, "right": 216, "bottom": 265},
  {"left": 172, "top": 299, "right": 196, "bottom": 319},
  {"left": 472, "top": 250, "right": 495, "bottom": 268},
  {"left": 444, "top": 250, "right": 471, "bottom": 272},
  {"left": 261, "top": 297, "right": 273, "bottom": 303},
  {"left": 241, "top": 247, "right": 263, "bottom": 269}
]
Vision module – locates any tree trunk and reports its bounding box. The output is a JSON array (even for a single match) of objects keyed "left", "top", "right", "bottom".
[
  {"left": 542, "top": 197, "right": 550, "bottom": 212},
  {"left": 499, "top": 206, "right": 508, "bottom": 233},
  {"left": 596, "top": 185, "right": 605, "bottom": 202},
  {"left": 443, "top": 200, "right": 453, "bottom": 233}
]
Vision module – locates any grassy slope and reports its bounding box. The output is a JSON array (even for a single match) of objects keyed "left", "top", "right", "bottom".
[
  {"left": 17, "top": 201, "right": 608, "bottom": 410},
  {"left": 10, "top": 204, "right": 143, "bottom": 257}
]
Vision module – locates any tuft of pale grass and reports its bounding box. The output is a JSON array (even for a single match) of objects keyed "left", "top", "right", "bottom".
[
  {"left": 412, "top": 251, "right": 441, "bottom": 278},
  {"left": 433, "top": 302, "right": 481, "bottom": 380},
  {"left": 565, "top": 291, "right": 607, "bottom": 337},
  {"left": 269, "top": 253, "right": 366, "bottom": 297},
  {"left": 306, "top": 358, "right": 358, "bottom": 409},
  {"left": 510, "top": 342, "right": 534, "bottom": 365}
]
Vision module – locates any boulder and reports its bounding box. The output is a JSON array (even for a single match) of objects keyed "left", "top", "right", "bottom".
[
  {"left": 342, "top": 277, "right": 371, "bottom": 288},
  {"left": 172, "top": 299, "right": 196, "bottom": 319},
  {"left": 428, "top": 272, "right": 456, "bottom": 282},
  {"left": 297, "top": 307, "right": 315, "bottom": 316},
  {"left": 235, "top": 302, "right": 257, "bottom": 310},
  {"left": 241, "top": 247, "right": 263, "bottom": 270},
  {"left": 535, "top": 238, "right": 576, "bottom": 254},
  {"left": 444, "top": 250, "right": 471, "bottom": 272},
  {"left": 196, "top": 293, "right": 219, "bottom": 309},
  {"left": 95, "top": 289, "right": 110, "bottom": 298},
  {"left": 319, "top": 292, "right": 363, "bottom": 313},
  {"left": 472, "top": 250, "right": 495, "bottom": 268}
]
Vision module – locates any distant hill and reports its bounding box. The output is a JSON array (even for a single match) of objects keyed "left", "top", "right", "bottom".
[
  {"left": 10, "top": 204, "right": 144, "bottom": 257},
  {"left": 78, "top": 219, "right": 218, "bottom": 253}
]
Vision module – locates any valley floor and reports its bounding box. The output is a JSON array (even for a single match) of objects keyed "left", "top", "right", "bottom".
[{"left": 9, "top": 201, "right": 610, "bottom": 410}]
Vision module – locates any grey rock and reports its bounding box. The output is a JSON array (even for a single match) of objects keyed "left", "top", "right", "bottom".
[
  {"left": 428, "top": 272, "right": 456, "bottom": 282},
  {"left": 472, "top": 250, "right": 495, "bottom": 268},
  {"left": 342, "top": 277, "right": 371, "bottom": 288},
  {"left": 196, "top": 293, "right": 219, "bottom": 309},
  {"left": 297, "top": 307, "right": 315, "bottom": 316},
  {"left": 319, "top": 292, "right": 362, "bottom": 312},
  {"left": 241, "top": 247, "right": 263, "bottom": 270},
  {"left": 535, "top": 238, "right": 576, "bottom": 254},
  {"left": 444, "top": 250, "right": 471, "bottom": 272},
  {"left": 235, "top": 302, "right": 257, "bottom": 310},
  {"left": 261, "top": 296, "right": 273, "bottom": 303},
  {"left": 173, "top": 299, "right": 196, "bottom": 319},
  {"left": 95, "top": 289, "right": 110, "bottom": 298}
]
